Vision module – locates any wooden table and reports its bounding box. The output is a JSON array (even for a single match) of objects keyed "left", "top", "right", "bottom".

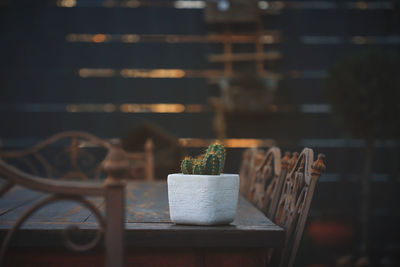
[{"left": 0, "top": 182, "right": 284, "bottom": 267}]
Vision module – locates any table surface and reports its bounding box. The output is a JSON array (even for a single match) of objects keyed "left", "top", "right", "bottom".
[{"left": 0, "top": 182, "right": 284, "bottom": 248}]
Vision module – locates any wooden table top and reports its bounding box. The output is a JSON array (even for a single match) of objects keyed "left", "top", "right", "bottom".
[{"left": 0, "top": 182, "right": 284, "bottom": 248}]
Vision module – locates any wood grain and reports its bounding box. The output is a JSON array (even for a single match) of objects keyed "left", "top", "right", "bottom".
[
  {"left": 4, "top": 248, "right": 269, "bottom": 267},
  {"left": 0, "top": 182, "right": 284, "bottom": 248}
]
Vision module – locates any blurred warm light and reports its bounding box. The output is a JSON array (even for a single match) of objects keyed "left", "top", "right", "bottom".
[
  {"left": 174, "top": 1, "right": 205, "bottom": 9},
  {"left": 66, "top": 104, "right": 116, "bottom": 113},
  {"left": 66, "top": 34, "right": 98, "bottom": 42},
  {"left": 120, "top": 69, "right": 186, "bottom": 78},
  {"left": 121, "top": 34, "right": 140, "bottom": 43},
  {"left": 62, "top": 33, "right": 106, "bottom": 43},
  {"left": 122, "top": 0, "right": 140, "bottom": 8},
  {"left": 9, "top": 103, "right": 323, "bottom": 115},
  {"left": 78, "top": 68, "right": 277, "bottom": 79},
  {"left": 65, "top": 33, "right": 280, "bottom": 44},
  {"left": 224, "top": 139, "right": 273, "bottom": 148},
  {"left": 261, "top": 35, "right": 275, "bottom": 44},
  {"left": 179, "top": 138, "right": 276, "bottom": 148},
  {"left": 78, "top": 68, "right": 116, "bottom": 77},
  {"left": 120, "top": 104, "right": 186, "bottom": 113},
  {"left": 57, "top": 0, "right": 76, "bottom": 7},
  {"left": 79, "top": 34, "right": 95, "bottom": 42},
  {"left": 62, "top": 103, "right": 206, "bottom": 113},
  {"left": 66, "top": 34, "right": 110, "bottom": 43},
  {"left": 92, "top": 34, "right": 109, "bottom": 43}
]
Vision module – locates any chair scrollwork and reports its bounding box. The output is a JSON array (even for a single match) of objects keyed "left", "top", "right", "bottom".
[
  {"left": 239, "top": 148, "right": 266, "bottom": 201},
  {"left": 0, "top": 131, "right": 112, "bottom": 180},
  {"left": 272, "top": 148, "right": 326, "bottom": 267},
  {"left": 249, "top": 147, "right": 281, "bottom": 215},
  {"left": 0, "top": 131, "right": 155, "bottom": 181},
  {"left": 0, "top": 143, "right": 128, "bottom": 267}
]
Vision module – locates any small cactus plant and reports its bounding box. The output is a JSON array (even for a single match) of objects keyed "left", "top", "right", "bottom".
[
  {"left": 207, "top": 143, "right": 225, "bottom": 173},
  {"left": 180, "top": 142, "right": 226, "bottom": 175},
  {"left": 192, "top": 159, "right": 205, "bottom": 174},
  {"left": 181, "top": 157, "right": 193, "bottom": 174}
]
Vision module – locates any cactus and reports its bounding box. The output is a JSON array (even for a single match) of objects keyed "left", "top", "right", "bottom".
[
  {"left": 180, "top": 142, "right": 226, "bottom": 175},
  {"left": 192, "top": 159, "right": 205, "bottom": 174},
  {"left": 202, "top": 152, "right": 220, "bottom": 175},
  {"left": 181, "top": 157, "right": 193, "bottom": 174},
  {"left": 206, "top": 143, "right": 225, "bottom": 173},
  {"left": 206, "top": 142, "right": 223, "bottom": 154}
]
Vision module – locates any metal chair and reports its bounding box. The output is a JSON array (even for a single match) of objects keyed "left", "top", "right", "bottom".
[
  {"left": 0, "top": 131, "right": 154, "bottom": 181},
  {"left": 239, "top": 147, "right": 266, "bottom": 200},
  {"left": 0, "top": 144, "right": 128, "bottom": 267},
  {"left": 249, "top": 148, "right": 292, "bottom": 219},
  {"left": 270, "top": 148, "right": 326, "bottom": 267}
]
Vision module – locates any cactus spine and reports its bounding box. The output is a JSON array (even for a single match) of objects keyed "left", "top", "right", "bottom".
[
  {"left": 202, "top": 152, "right": 220, "bottom": 175},
  {"left": 207, "top": 143, "right": 225, "bottom": 174},
  {"left": 192, "top": 159, "right": 205, "bottom": 174},
  {"left": 181, "top": 157, "right": 193, "bottom": 174},
  {"left": 180, "top": 142, "right": 226, "bottom": 175}
]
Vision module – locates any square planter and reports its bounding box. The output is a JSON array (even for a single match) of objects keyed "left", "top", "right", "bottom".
[{"left": 167, "top": 173, "right": 239, "bottom": 225}]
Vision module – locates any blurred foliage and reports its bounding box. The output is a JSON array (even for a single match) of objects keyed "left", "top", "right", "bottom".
[{"left": 324, "top": 49, "right": 400, "bottom": 139}]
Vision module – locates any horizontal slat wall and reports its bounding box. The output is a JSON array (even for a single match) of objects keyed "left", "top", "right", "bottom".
[
  {"left": 0, "top": 7, "right": 206, "bottom": 35},
  {"left": 1, "top": 43, "right": 211, "bottom": 68},
  {"left": 0, "top": 112, "right": 215, "bottom": 138},
  {"left": 0, "top": 77, "right": 209, "bottom": 103}
]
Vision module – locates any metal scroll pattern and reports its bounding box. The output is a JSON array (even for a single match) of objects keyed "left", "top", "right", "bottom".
[
  {"left": 0, "top": 143, "right": 128, "bottom": 267},
  {"left": 238, "top": 148, "right": 254, "bottom": 195},
  {"left": 249, "top": 147, "right": 282, "bottom": 216},
  {"left": 0, "top": 158, "right": 108, "bottom": 265},
  {"left": 0, "top": 131, "right": 111, "bottom": 180},
  {"left": 0, "top": 189, "right": 106, "bottom": 264},
  {"left": 275, "top": 149, "right": 310, "bottom": 240},
  {"left": 241, "top": 148, "right": 266, "bottom": 201},
  {"left": 273, "top": 149, "right": 326, "bottom": 267}
]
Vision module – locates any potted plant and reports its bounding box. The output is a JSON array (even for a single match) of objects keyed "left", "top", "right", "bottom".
[{"left": 167, "top": 142, "right": 239, "bottom": 225}]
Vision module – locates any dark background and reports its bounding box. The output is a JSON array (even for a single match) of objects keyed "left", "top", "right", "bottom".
[{"left": 1, "top": 0, "right": 399, "bottom": 266}]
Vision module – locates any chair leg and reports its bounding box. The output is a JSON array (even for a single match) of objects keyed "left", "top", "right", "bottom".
[{"left": 105, "top": 183, "right": 125, "bottom": 267}]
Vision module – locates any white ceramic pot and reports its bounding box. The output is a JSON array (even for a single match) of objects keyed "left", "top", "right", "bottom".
[{"left": 167, "top": 173, "right": 239, "bottom": 225}]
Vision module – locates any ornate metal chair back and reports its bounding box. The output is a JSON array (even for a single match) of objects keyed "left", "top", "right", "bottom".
[
  {"left": 0, "top": 131, "right": 154, "bottom": 181},
  {"left": 239, "top": 148, "right": 254, "bottom": 195},
  {"left": 0, "top": 144, "right": 128, "bottom": 267},
  {"left": 250, "top": 148, "right": 292, "bottom": 219},
  {"left": 239, "top": 147, "right": 265, "bottom": 200},
  {"left": 0, "top": 131, "right": 111, "bottom": 180},
  {"left": 271, "top": 148, "right": 326, "bottom": 267}
]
